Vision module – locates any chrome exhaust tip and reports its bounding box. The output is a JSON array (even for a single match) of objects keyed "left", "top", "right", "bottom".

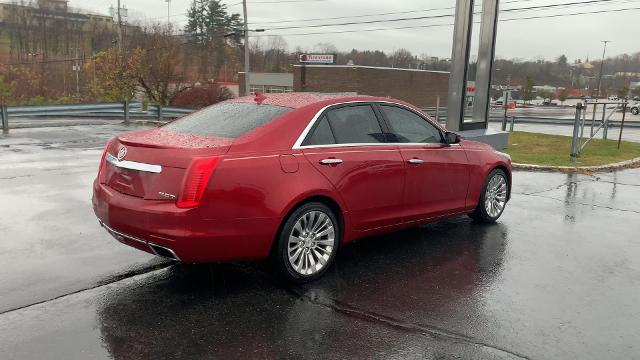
[{"left": 148, "top": 243, "right": 180, "bottom": 261}]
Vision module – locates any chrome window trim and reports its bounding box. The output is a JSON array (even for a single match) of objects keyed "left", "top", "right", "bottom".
[
  {"left": 303, "top": 148, "right": 400, "bottom": 155},
  {"left": 292, "top": 100, "right": 450, "bottom": 150},
  {"left": 106, "top": 153, "right": 162, "bottom": 173},
  {"left": 296, "top": 142, "right": 459, "bottom": 149}
]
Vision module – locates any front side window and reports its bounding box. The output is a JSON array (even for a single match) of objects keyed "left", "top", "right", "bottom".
[
  {"left": 162, "top": 102, "right": 292, "bottom": 138},
  {"left": 380, "top": 105, "right": 442, "bottom": 144},
  {"left": 325, "top": 105, "right": 385, "bottom": 144}
]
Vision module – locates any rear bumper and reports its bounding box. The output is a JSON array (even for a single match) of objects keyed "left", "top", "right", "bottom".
[
  {"left": 99, "top": 220, "right": 181, "bottom": 261},
  {"left": 92, "top": 180, "right": 279, "bottom": 263}
]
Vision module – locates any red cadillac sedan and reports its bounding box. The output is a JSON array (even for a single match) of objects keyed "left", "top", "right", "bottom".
[{"left": 93, "top": 93, "right": 511, "bottom": 282}]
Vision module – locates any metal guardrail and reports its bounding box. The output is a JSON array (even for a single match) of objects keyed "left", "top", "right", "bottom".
[
  {"left": 423, "top": 106, "right": 517, "bottom": 130},
  {"left": 2, "top": 102, "right": 636, "bottom": 133},
  {"left": 9, "top": 103, "right": 124, "bottom": 116},
  {"left": 423, "top": 106, "right": 640, "bottom": 132},
  {"left": 422, "top": 107, "right": 447, "bottom": 121},
  {"left": 0, "top": 102, "right": 195, "bottom": 130},
  {"left": 570, "top": 100, "right": 629, "bottom": 160}
]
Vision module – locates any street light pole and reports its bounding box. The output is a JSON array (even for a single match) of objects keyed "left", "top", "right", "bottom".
[
  {"left": 595, "top": 40, "right": 610, "bottom": 99},
  {"left": 242, "top": 0, "right": 250, "bottom": 96}
]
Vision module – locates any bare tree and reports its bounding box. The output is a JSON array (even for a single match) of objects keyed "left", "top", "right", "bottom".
[
  {"left": 265, "top": 35, "right": 288, "bottom": 72},
  {"left": 249, "top": 35, "right": 265, "bottom": 72},
  {"left": 390, "top": 48, "right": 415, "bottom": 69},
  {"left": 137, "top": 24, "right": 189, "bottom": 105},
  {"left": 313, "top": 42, "right": 337, "bottom": 54}
]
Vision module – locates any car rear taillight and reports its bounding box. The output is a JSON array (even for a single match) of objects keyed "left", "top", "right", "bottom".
[
  {"left": 176, "top": 157, "right": 220, "bottom": 208},
  {"left": 98, "top": 140, "right": 112, "bottom": 183}
]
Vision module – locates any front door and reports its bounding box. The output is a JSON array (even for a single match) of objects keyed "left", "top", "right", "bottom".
[
  {"left": 377, "top": 103, "right": 470, "bottom": 221},
  {"left": 298, "top": 103, "right": 405, "bottom": 230}
]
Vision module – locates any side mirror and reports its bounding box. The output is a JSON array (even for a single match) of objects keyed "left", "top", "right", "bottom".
[{"left": 444, "top": 131, "right": 460, "bottom": 145}]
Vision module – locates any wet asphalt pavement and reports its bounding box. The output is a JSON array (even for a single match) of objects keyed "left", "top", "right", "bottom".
[
  {"left": 1, "top": 124, "right": 640, "bottom": 359},
  {"left": 0, "top": 124, "right": 165, "bottom": 313}
]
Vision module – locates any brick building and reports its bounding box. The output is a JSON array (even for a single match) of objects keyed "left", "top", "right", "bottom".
[
  {"left": 0, "top": 0, "right": 115, "bottom": 30},
  {"left": 238, "top": 72, "right": 294, "bottom": 95},
  {"left": 293, "top": 65, "right": 449, "bottom": 108}
]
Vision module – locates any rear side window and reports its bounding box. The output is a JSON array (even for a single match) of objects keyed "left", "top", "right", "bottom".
[
  {"left": 162, "top": 102, "right": 292, "bottom": 138},
  {"left": 325, "top": 105, "right": 385, "bottom": 144},
  {"left": 304, "top": 116, "right": 335, "bottom": 146}
]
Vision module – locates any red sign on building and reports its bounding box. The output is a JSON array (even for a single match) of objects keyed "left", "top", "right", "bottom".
[{"left": 299, "top": 54, "right": 336, "bottom": 64}]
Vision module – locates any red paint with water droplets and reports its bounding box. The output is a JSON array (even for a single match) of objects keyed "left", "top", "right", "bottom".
[{"left": 92, "top": 93, "right": 511, "bottom": 263}]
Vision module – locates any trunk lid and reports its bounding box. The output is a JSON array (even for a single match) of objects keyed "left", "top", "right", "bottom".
[{"left": 103, "top": 128, "right": 232, "bottom": 200}]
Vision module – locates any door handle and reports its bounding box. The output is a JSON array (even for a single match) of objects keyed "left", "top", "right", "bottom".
[
  {"left": 319, "top": 158, "right": 343, "bottom": 165},
  {"left": 407, "top": 158, "right": 424, "bottom": 164}
]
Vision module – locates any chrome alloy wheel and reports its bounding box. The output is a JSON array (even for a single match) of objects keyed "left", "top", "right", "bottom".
[
  {"left": 484, "top": 173, "right": 508, "bottom": 218},
  {"left": 287, "top": 210, "right": 335, "bottom": 276}
]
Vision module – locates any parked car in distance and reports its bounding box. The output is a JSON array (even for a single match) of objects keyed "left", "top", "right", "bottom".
[
  {"left": 93, "top": 93, "right": 512, "bottom": 282},
  {"left": 492, "top": 99, "right": 516, "bottom": 109}
]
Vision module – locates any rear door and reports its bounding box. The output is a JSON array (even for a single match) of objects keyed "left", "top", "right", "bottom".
[
  {"left": 377, "top": 103, "right": 470, "bottom": 221},
  {"left": 299, "top": 103, "right": 405, "bottom": 231}
]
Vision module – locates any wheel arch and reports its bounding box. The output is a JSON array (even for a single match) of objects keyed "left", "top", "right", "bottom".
[
  {"left": 270, "top": 194, "right": 346, "bottom": 257},
  {"left": 490, "top": 164, "right": 512, "bottom": 201}
]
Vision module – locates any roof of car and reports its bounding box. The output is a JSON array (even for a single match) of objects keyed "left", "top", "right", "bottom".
[{"left": 230, "top": 92, "right": 391, "bottom": 109}]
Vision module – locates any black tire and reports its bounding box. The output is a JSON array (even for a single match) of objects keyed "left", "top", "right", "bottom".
[
  {"left": 469, "top": 168, "right": 509, "bottom": 223},
  {"left": 631, "top": 107, "right": 639, "bottom": 115},
  {"left": 274, "top": 202, "right": 340, "bottom": 283}
]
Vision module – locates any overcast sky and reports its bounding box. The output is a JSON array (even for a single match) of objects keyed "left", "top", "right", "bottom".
[{"left": 69, "top": 0, "right": 638, "bottom": 61}]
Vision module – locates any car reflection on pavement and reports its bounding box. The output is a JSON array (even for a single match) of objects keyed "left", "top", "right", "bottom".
[{"left": 97, "top": 219, "right": 508, "bottom": 359}]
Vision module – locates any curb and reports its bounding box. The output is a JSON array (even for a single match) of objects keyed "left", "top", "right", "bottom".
[
  {"left": 130, "top": 120, "right": 167, "bottom": 126},
  {"left": 513, "top": 157, "right": 640, "bottom": 173}
]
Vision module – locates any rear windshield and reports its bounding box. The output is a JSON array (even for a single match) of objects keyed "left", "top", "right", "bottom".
[{"left": 162, "top": 102, "right": 292, "bottom": 138}]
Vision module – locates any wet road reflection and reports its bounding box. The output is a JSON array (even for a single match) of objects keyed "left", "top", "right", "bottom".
[
  {"left": 298, "top": 220, "right": 508, "bottom": 322},
  {"left": 96, "top": 219, "right": 512, "bottom": 359},
  {"left": 91, "top": 170, "right": 640, "bottom": 360}
]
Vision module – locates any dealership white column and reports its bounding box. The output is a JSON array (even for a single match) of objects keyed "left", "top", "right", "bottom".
[
  {"left": 445, "top": 0, "right": 474, "bottom": 132},
  {"left": 445, "top": 0, "right": 507, "bottom": 148},
  {"left": 472, "top": 0, "right": 500, "bottom": 124}
]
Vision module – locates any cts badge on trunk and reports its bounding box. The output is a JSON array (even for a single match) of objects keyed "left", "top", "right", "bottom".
[{"left": 158, "top": 192, "right": 177, "bottom": 200}]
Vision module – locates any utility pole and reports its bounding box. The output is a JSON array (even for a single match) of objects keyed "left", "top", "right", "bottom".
[
  {"left": 165, "top": 0, "right": 171, "bottom": 25},
  {"left": 570, "top": 68, "right": 574, "bottom": 87},
  {"left": 74, "top": 47, "right": 80, "bottom": 97},
  {"left": 117, "top": 0, "right": 123, "bottom": 53},
  {"left": 242, "top": 0, "right": 250, "bottom": 96},
  {"left": 595, "top": 40, "right": 610, "bottom": 99}
]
